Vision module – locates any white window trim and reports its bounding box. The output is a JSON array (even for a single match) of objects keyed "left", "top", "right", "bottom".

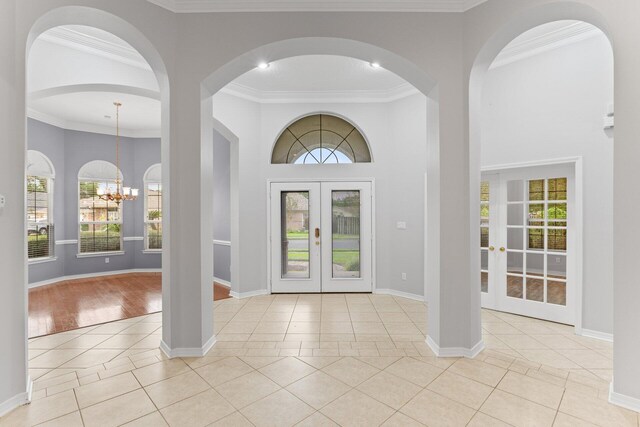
[
  {"left": 27, "top": 175, "right": 55, "bottom": 262},
  {"left": 77, "top": 178, "right": 124, "bottom": 256},
  {"left": 144, "top": 164, "right": 162, "bottom": 252}
]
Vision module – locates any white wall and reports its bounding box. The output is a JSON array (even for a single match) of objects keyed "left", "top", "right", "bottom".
[
  {"left": 481, "top": 33, "right": 614, "bottom": 334},
  {"left": 212, "top": 91, "right": 427, "bottom": 297}
]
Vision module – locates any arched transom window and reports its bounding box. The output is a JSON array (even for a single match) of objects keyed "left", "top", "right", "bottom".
[{"left": 271, "top": 114, "right": 372, "bottom": 164}]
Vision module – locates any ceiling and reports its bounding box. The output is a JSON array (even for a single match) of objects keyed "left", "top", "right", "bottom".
[
  {"left": 147, "top": 0, "right": 487, "bottom": 13},
  {"left": 27, "top": 20, "right": 604, "bottom": 137},
  {"left": 227, "top": 55, "right": 416, "bottom": 102},
  {"left": 29, "top": 91, "right": 161, "bottom": 138}
]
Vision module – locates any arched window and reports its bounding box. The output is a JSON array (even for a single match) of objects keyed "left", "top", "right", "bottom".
[
  {"left": 271, "top": 114, "right": 372, "bottom": 164},
  {"left": 143, "top": 164, "right": 162, "bottom": 251},
  {"left": 27, "top": 150, "right": 55, "bottom": 260},
  {"left": 78, "top": 160, "right": 123, "bottom": 255}
]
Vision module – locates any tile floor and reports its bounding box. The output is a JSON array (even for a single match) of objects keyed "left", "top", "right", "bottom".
[{"left": 2, "top": 293, "right": 637, "bottom": 426}]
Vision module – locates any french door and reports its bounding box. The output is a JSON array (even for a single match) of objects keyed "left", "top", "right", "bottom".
[
  {"left": 481, "top": 165, "right": 575, "bottom": 325},
  {"left": 270, "top": 181, "right": 372, "bottom": 293}
]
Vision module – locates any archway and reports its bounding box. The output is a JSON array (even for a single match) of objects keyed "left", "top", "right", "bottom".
[
  {"left": 199, "top": 37, "right": 477, "bottom": 357},
  {"left": 20, "top": 4, "right": 171, "bottom": 403},
  {"left": 467, "top": 0, "right": 620, "bottom": 406}
]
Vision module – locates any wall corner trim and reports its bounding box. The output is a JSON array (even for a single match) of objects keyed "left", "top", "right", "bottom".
[
  {"left": 0, "top": 376, "right": 32, "bottom": 418},
  {"left": 374, "top": 288, "right": 424, "bottom": 302},
  {"left": 579, "top": 328, "right": 613, "bottom": 343},
  {"left": 609, "top": 382, "right": 640, "bottom": 413},
  {"left": 229, "top": 289, "right": 269, "bottom": 299},
  {"left": 426, "top": 336, "right": 485, "bottom": 359},
  {"left": 159, "top": 335, "right": 216, "bottom": 358}
]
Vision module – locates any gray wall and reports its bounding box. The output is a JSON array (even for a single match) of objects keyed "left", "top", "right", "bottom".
[{"left": 27, "top": 118, "right": 232, "bottom": 285}]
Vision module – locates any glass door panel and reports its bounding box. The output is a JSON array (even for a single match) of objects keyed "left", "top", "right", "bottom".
[
  {"left": 271, "top": 183, "right": 321, "bottom": 293},
  {"left": 331, "top": 190, "right": 361, "bottom": 279},
  {"left": 281, "top": 191, "right": 310, "bottom": 279},
  {"left": 488, "top": 166, "right": 574, "bottom": 325},
  {"left": 321, "top": 182, "right": 372, "bottom": 293}
]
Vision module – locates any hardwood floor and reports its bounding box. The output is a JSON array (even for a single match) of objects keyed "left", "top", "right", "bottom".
[{"left": 28, "top": 273, "right": 231, "bottom": 338}]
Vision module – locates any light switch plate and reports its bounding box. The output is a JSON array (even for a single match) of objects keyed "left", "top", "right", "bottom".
[{"left": 396, "top": 221, "right": 407, "bottom": 230}]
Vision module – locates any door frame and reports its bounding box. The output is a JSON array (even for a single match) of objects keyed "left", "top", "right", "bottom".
[
  {"left": 266, "top": 178, "right": 376, "bottom": 295},
  {"left": 482, "top": 157, "right": 583, "bottom": 333}
]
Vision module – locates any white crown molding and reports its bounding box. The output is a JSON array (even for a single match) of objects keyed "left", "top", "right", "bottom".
[
  {"left": 220, "top": 81, "right": 419, "bottom": 103},
  {"left": 147, "top": 0, "right": 486, "bottom": 13},
  {"left": 38, "top": 26, "right": 151, "bottom": 71},
  {"left": 491, "top": 21, "right": 603, "bottom": 69},
  {"left": 28, "top": 108, "right": 161, "bottom": 139}
]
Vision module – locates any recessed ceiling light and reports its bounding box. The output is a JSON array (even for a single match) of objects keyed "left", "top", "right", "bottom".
[
  {"left": 257, "top": 62, "right": 270, "bottom": 70},
  {"left": 370, "top": 62, "right": 381, "bottom": 69}
]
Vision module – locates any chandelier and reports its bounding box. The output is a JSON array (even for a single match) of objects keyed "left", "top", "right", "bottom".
[{"left": 97, "top": 102, "right": 138, "bottom": 205}]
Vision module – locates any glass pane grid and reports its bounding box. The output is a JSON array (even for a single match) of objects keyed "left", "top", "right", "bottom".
[
  {"left": 27, "top": 176, "right": 53, "bottom": 259},
  {"left": 79, "top": 180, "right": 123, "bottom": 254}
]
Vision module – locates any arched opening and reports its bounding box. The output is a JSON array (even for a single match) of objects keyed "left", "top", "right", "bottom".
[
  {"left": 197, "top": 38, "right": 464, "bottom": 360},
  {"left": 469, "top": 0, "right": 618, "bottom": 400},
  {"left": 24, "top": 7, "right": 171, "bottom": 359}
]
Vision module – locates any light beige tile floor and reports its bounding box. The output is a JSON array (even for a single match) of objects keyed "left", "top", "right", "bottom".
[{"left": 2, "top": 294, "right": 638, "bottom": 426}]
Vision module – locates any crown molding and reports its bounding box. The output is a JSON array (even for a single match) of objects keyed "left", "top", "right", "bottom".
[
  {"left": 147, "top": 0, "right": 487, "bottom": 13},
  {"left": 220, "top": 81, "right": 420, "bottom": 103},
  {"left": 28, "top": 108, "right": 160, "bottom": 139},
  {"left": 38, "top": 26, "right": 151, "bottom": 71},
  {"left": 491, "top": 21, "right": 603, "bottom": 69}
]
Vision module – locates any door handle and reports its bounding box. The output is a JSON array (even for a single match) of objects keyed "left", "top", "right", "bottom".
[
  {"left": 315, "top": 228, "right": 320, "bottom": 238},
  {"left": 499, "top": 247, "right": 506, "bottom": 252},
  {"left": 489, "top": 246, "right": 495, "bottom": 252}
]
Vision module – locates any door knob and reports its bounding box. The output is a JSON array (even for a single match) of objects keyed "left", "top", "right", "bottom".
[
  {"left": 315, "top": 228, "right": 320, "bottom": 238},
  {"left": 500, "top": 247, "right": 506, "bottom": 252},
  {"left": 489, "top": 246, "right": 495, "bottom": 252}
]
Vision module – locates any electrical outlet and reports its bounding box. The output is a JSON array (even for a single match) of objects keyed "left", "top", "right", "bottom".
[
  {"left": 397, "top": 221, "right": 407, "bottom": 230},
  {"left": 0, "top": 194, "right": 5, "bottom": 208},
  {"left": 105, "top": 258, "right": 110, "bottom": 264},
  {"left": 401, "top": 273, "right": 407, "bottom": 280},
  {"left": 556, "top": 257, "right": 561, "bottom": 263}
]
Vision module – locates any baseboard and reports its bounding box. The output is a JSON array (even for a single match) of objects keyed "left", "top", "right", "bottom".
[
  {"left": 28, "top": 269, "right": 162, "bottom": 289},
  {"left": 375, "top": 288, "right": 425, "bottom": 302},
  {"left": 213, "top": 277, "right": 231, "bottom": 288},
  {"left": 426, "top": 335, "right": 485, "bottom": 358},
  {"left": 160, "top": 335, "right": 217, "bottom": 358},
  {"left": 609, "top": 382, "right": 640, "bottom": 412},
  {"left": 0, "top": 376, "right": 32, "bottom": 418},
  {"left": 579, "top": 328, "right": 613, "bottom": 343},
  {"left": 229, "top": 289, "right": 269, "bottom": 299}
]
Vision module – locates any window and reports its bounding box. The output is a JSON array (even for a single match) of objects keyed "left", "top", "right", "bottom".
[
  {"left": 27, "top": 150, "right": 55, "bottom": 260},
  {"left": 271, "top": 114, "right": 372, "bottom": 164},
  {"left": 78, "top": 161, "right": 123, "bottom": 254},
  {"left": 144, "top": 164, "right": 162, "bottom": 251}
]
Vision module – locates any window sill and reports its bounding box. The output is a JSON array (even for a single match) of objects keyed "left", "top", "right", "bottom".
[
  {"left": 28, "top": 257, "right": 58, "bottom": 265},
  {"left": 142, "top": 250, "right": 162, "bottom": 254},
  {"left": 76, "top": 251, "right": 125, "bottom": 259}
]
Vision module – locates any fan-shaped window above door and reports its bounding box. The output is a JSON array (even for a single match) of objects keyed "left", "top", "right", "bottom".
[{"left": 271, "top": 114, "right": 372, "bottom": 164}]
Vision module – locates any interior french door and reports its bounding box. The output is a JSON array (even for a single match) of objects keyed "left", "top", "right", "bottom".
[
  {"left": 270, "top": 181, "right": 372, "bottom": 293},
  {"left": 480, "top": 165, "right": 575, "bottom": 325}
]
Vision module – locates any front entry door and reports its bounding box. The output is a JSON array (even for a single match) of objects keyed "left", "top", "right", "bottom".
[
  {"left": 480, "top": 165, "right": 575, "bottom": 325},
  {"left": 270, "top": 181, "right": 372, "bottom": 293}
]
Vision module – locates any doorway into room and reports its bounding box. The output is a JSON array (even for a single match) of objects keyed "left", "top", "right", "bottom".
[
  {"left": 270, "top": 181, "right": 373, "bottom": 293},
  {"left": 480, "top": 163, "right": 577, "bottom": 325}
]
